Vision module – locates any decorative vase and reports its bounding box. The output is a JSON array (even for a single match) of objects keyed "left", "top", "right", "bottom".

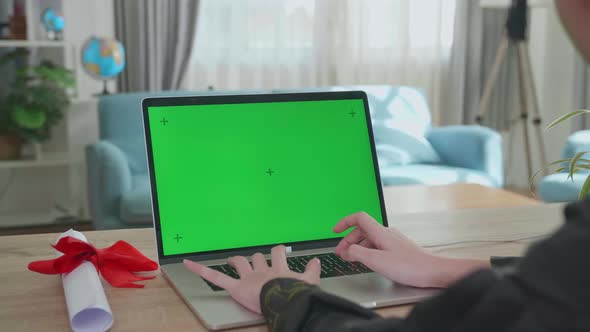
[{"left": 0, "top": 134, "right": 23, "bottom": 160}]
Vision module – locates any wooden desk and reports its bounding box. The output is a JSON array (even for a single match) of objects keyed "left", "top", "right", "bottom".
[
  {"left": 382, "top": 183, "right": 539, "bottom": 215},
  {"left": 1, "top": 184, "right": 558, "bottom": 331}
]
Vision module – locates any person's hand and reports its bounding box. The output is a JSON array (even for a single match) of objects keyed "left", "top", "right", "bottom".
[
  {"left": 183, "top": 245, "right": 321, "bottom": 314},
  {"left": 334, "top": 212, "right": 490, "bottom": 288}
]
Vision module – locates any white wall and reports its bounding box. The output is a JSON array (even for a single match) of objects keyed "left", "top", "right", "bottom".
[
  {"left": 63, "top": 0, "right": 117, "bottom": 98},
  {"left": 504, "top": 4, "right": 577, "bottom": 189}
]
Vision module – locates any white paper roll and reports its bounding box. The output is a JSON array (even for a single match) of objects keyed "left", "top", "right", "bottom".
[{"left": 57, "top": 229, "right": 113, "bottom": 332}]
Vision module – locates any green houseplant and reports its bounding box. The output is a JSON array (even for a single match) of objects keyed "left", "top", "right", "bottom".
[
  {"left": 530, "top": 109, "right": 590, "bottom": 200},
  {"left": 0, "top": 48, "right": 75, "bottom": 160}
]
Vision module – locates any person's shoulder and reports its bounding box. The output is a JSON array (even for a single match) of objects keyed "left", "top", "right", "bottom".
[
  {"left": 512, "top": 199, "right": 590, "bottom": 311},
  {"left": 564, "top": 198, "right": 590, "bottom": 227}
]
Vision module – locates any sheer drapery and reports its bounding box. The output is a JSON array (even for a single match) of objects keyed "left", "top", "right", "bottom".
[
  {"left": 114, "top": 0, "right": 200, "bottom": 92},
  {"left": 572, "top": 58, "right": 590, "bottom": 131},
  {"left": 183, "top": 0, "right": 456, "bottom": 122},
  {"left": 443, "top": 3, "right": 518, "bottom": 129}
]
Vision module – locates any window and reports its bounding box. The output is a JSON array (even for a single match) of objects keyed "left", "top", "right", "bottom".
[{"left": 184, "top": 0, "right": 457, "bottom": 117}]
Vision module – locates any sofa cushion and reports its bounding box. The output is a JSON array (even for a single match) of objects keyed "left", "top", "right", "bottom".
[
  {"left": 329, "top": 85, "right": 432, "bottom": 137},
  {"left": 375, "top": 144, "right": 412, "bottom": 167},
  {"left": 373, "top": 125, "right": 441, "bottom": 164},
  {"left": 119, "top": 175, "right": 153, "bottom": 225},
  {"left": 275, "top": 85, "right": 432, "bottom": 137},
  {"left": 329, "top": 85, "right": 440, "bottom": 164},
  {"left": 379, "top": 164, "right": 498, "bottom": 187},
  {"left": 370, "top": 86, "right": 431, "bottom": 137},
  {"left": 538, "top": 172, "right": 588, "bottom": 203}
]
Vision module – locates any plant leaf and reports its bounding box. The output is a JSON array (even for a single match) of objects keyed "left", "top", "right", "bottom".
[
  {"left": 32, "top": 65, "right": 75, "bottom": 88},
  {"left": 555, "top": 167, "right": 566, "bottom": 173},
  {"left": 575, "top": 164, "right": 590, "bottom": 171},
  {"left": 579, "top": 175, "right": 590, "bottom": 200},
  {"left": 529, "top": 158, "right": 571, "bottom": 195},
  {"left": 546, "top": 110, "right": 590, "bottom": 129},
  {"left": 570, "top": 151, "right": 590, "bottom": 179}
]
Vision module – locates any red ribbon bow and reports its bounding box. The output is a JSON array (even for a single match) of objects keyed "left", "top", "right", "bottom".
[{"left": 28, "top": 236, "right": 159, "bottom": 288}]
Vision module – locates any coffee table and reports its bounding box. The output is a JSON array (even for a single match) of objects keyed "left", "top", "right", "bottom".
[{"left": 2, "top": 184, "right": 561, "bottom": 331}]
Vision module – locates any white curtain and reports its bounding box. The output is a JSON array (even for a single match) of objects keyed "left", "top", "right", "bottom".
[{"left": 183, "top": 0, "right": 456, "bottom": 122}]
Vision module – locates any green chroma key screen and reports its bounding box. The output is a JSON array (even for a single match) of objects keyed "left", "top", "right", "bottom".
[{"left": 147, "top": 98, "right": 384, "bottom": 256}]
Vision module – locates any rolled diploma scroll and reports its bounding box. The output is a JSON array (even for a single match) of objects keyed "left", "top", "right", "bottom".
[{"left": 57, "top": 229, "right": 113, "bottom": 332}]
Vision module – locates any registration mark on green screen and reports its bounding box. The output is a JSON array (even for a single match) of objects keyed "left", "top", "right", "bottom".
[{"left": 148, "top": 99, "right": 383, "bottom": 256}]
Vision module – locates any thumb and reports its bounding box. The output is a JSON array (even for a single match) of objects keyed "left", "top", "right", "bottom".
[
  {"left": 345, "top": 244, "right": 382, "bottom": 269},
  {"left": 302, "top": 258, "right": 321, "bottom": 284}
]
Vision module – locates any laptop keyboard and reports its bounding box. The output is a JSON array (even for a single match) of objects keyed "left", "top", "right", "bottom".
[{"left": 202, "top": 252, "right": 372, "bottom": 291}]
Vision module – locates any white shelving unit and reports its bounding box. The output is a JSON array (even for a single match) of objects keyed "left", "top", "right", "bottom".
[
  {"left": 0, "top": 152, "right": 72, "bottom": 169},
  {"left": 0, "top": 97, "right": 97, "bottom": 227},
  {"left": 0, "top": 0, "right": 98, "bottom": 227},
  {"left": 0, "top": 40, "right": 71, "bottom": 47}
]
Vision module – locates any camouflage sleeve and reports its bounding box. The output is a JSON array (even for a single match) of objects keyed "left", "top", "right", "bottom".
[{"left": 260, "top": 278, "right": 382, "bottom": 332}]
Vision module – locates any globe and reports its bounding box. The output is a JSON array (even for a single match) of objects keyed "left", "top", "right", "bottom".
[
  {"left": 42, "top": 8, "right": 65, "bottom": 33},
  {"left": 41, "top": 8, "right": 65, "bottom": 40},
  {"left": 81, "top": 37, "right": 126, "bottom": 81}
]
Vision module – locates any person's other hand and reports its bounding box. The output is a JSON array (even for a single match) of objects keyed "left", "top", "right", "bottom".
[
  {"left": 334, "top": 212, "right": 489, "bottom": 288},
  {"left": 183, "top": 245, "right": 321, "bottom": 314}
]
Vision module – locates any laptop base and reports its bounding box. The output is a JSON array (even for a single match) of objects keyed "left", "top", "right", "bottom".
[{"left": 162, "top": 257, "right": 438, "bottom": 330}]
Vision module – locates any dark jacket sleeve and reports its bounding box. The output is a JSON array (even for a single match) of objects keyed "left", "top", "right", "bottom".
[
  {"left": 259, "top": 260, "right": 512, "bottom": 332},
  {"left": 260, "top": 200, "right": 590, "bottom": 332},
  {"left": 260, "top": 278, "right": 396, "bottom": 331}
]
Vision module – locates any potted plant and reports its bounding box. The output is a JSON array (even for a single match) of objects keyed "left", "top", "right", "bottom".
[
  {"left": 531, "top": 110, "right": 590, "bottom": 199},
  {"left": 0, "top": 48, "right": 75, "bottom": 160}
]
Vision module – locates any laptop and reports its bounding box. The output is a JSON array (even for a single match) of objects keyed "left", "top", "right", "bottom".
[{"left": 141, "top": 91, "right": 437, "bottom": 330}]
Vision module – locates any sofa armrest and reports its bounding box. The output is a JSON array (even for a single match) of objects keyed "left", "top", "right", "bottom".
[
  {"left": 426, "top": 125, "right": 503, "bottom": 187},
  {"left": 563, "top": 130, "right": 590, "bottom": 158},
  {"left": 85, "top": 141, "right": 133, "bottom": 230}
]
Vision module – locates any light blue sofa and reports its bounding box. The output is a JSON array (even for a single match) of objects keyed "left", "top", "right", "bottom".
[
  {"left": 86, "top": 86, "right": 503, "bottom": 229},
  {"left": 354, "top": 86, "right": 502, "bottom": 187},
  {"left": 538, "top": 130, "right": 590, "bottom": 202},
  {"left": 86, "top": 91, "right": 197, "bottom": 230}
]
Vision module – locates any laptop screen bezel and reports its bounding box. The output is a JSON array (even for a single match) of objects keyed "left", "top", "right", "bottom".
[{"left": 142, "top": 91, "right": 389, "bottom": 265}]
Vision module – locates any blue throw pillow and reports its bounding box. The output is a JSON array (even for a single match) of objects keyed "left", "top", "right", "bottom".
[
  {"left": 375, "top": 144, "right": 412, "bottom": 166},
  {"left": 372, "top": 125, "right": 441, "bottom": 164},
  {"left": 366, "top": 86, "right": 432, "bottom": 137}
]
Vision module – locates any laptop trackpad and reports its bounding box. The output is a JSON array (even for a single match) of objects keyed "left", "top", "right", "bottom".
[{"left": 319, "top": 273, "right": 438, "bottom": 308}]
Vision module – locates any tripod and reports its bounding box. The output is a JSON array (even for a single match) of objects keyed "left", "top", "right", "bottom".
[{"left": 475, "top": 0, "right": 547, "bottom": 181}]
